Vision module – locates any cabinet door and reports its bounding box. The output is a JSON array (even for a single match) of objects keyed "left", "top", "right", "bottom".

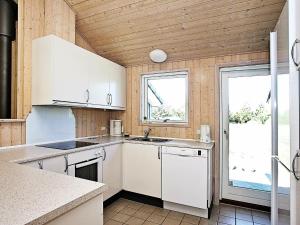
[
  {"left": 52, "top": 36, "right": 89, "bottom": 104},
  {"left": 88, "top": 57, "right": 110, "bottom": 107},
  {"left": 123, "top": 143, "right": 161, "bottom": 198},
  {"left": 109, "top": 63, "right": 126, "bottom": 109},
  {"left": 103, "top": 144, "right": 122, "bottom": 201},
  {"left": 23, "top": 160, "right": 42, "bottom": 169},
  {"left": 43, "top": 156, "right": 67, "bottom": 174}
]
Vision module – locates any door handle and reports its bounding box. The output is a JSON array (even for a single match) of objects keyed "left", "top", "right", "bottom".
[
  {"left": 223, "top": 129, "right": 229, "bottom": 139},
  {"left": 291, "top": 39, "right": 300, "bottom": 69},
  {"left": 292, "top": 150, "right": 300, "bottom": 181}
]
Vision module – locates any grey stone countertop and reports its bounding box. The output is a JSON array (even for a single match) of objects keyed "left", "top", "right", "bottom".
[
  {"left": 0, "top": 161, "right": 106, "bottom": 225},
  {"left": 0, "top": 136, "right": 214, "bottom": 164}
]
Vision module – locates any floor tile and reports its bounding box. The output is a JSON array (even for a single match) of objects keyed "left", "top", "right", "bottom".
[
  {"left": 143, "top": 221, "right": 159, "bottom": 225},
  {"left": 104, "top": 219, "right": 123, "bottom": 225},
  {"left": 235, "top": 213, "right": 253, "bottom": 222},
  {"left": 147, "top": 213, "right": 166, "bottom": 224},
  {"left": 252, "top": 216, "right": 270, "bottom": 225},
  {"left": 218, "top": 215, "right": 235, "bottom": 225},
  {"left": 121, "top": 207, "right": 138, "bottom": 216},
  {"left": 251, "top": 211, "right": 270, "bottom": 219},
  {"left": 182, "top": 214, "right": 201, "bottom": 224},
  {"left": 219, "top": 208, "right": 235, "bottom": 218},
  {"left": 134, "top": 210, "right": 153, "bottom": 220},
  {"left": 236, "top": 208, "right": 252, "bottom": 216},
  {"left": 236, "top": 219, "right": 253, "bottom": 225},
  {"left": 167, "top": 211, "right": 185, "bottom": 220},
  {"left": 112, "top": 212, "right": 131, "bottom": 223},
  {"left": 125, "top": 217, "right": 145, "bottom": 225},
  {"left": 153, "top": 208, "right": 170, "bottom": 217},
  {"left": 180, "top": 222, "right": 195, "bottom": 225},
  {"left": 140, "top": 205, "right": 158, "bottom": 213},
  {"left": 162, "top": 218, "right": 182, "bottom": 225}
]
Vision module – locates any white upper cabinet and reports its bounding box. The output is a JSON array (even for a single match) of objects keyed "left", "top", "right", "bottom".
[
  {"left": 109, "top": 63, "right": 126, "bottom": 108},
  {"left": 32, "top": 35, "right": 126, "bottom": 110}
]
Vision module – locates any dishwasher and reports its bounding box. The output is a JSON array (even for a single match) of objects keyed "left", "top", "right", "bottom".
[{"left": 162, "top": 146, "right": 210, "bottom": 214}]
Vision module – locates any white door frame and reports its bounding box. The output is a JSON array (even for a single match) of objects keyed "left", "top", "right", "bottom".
[{"left": 219, "top": 64, "right": 290, "bottom": 209}]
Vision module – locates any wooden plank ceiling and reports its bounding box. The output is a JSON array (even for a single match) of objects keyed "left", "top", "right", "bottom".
[{"left": 66, "top": 0, "right": 285, "bottom": 66}]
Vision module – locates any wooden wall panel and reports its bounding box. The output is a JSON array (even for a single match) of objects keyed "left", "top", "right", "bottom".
[
  {"left": 75, "top": 30, "right": 96, "bottom": 53},
  {"left": 73, "top": 108, "right": 111, "bottom": 138},
  {"left": 0, "top": 0, "right": 76, "bottom": 148},
  {"left": 17, "top": 0, "right": 76, "bottom": 119},
  {"left": 110, "top": 51, "right": 269, "bottom": 203},
  {"left": 0, "top": 121, "right": 26, "bottom": 147}
]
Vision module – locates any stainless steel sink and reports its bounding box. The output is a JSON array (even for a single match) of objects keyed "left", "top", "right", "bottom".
[{"left": 127, "top": 137, "right": 170, "bottom": 143}]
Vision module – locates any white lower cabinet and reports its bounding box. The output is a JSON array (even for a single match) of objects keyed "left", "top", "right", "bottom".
[
  {"left": 43, "top": 156, "right": 67, "bottom": 174},
  {"left": 102, "top": 144, "right": 122, "bottom": 201},
  {"left": 122, "top": 143, "right": 161, "bottom": 198},
  {"left": 23, "top": 155, "right": 67, "bottom": 174}
]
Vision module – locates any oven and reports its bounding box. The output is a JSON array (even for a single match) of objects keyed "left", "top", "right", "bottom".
[{"left": 67, "top": 148, "right": 103, "bottom": 183}]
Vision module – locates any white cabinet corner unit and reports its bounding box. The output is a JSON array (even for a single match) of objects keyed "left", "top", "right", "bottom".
[{"left": 32, "top": 35, "right": 126, "bottom": 110}]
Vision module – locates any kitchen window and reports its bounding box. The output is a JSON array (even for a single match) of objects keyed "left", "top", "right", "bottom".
[{"left": 141, "top": 70, "right": 188, "bottom": 124}]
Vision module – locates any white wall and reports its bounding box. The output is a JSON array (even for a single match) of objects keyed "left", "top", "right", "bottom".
[{"left": 26, "top": 106, "right": 76, "bottom": 144}]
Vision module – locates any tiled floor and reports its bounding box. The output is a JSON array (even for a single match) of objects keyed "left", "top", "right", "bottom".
[{"left": 103, "top": 198, "right": 290, "bottom": 225}]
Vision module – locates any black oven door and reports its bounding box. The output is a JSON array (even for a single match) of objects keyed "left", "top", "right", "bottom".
[{"left": 75, "top": 157, "right": 102, "bottom": 182}]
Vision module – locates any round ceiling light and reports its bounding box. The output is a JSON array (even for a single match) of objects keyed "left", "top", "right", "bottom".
[{"left": 149, "top": 49, "right": 167, "bottom": 63}]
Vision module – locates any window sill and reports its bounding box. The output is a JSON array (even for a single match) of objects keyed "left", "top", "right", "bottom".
[
  {"left": 141, "top": 121, "right": 189, "bottom": 128},
  {"left": 0, "top": 119, "right": 26, "bottom": 123}
]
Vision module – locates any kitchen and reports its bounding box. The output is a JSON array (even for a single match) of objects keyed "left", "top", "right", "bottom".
[{"left": 0, "top": 0, "right": 299, "bottom": 225}]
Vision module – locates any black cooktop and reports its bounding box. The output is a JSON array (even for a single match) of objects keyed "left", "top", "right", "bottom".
[{"left": 37, "top": 141, "right": 98, "bottom": 150}]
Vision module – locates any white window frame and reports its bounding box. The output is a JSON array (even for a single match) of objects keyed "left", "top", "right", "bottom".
[{"left": 140, "top": 70, "right": 189, "bottom": 125}]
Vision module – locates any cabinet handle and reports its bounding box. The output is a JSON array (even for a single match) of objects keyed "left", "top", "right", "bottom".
[
  {"left": 38, "top": 161, "right": 43, "bottom": 170},
  {"left": 86, "top": 89, "right": 90, "bottom": 103},
  {"left": 103, "top": 147, "right": 107, "bottom": 161},
  {"left": 64, "top": 155, "right": 68, "bottom": 174},
  {"left": 110, "top": 94, "right": 112, "bottom": 106},
  {"left": 106, "top": 93, "right": 110, "bottom": 105},
  {"left": 158, "top": 146, "right": 161, "bottom": 160}
]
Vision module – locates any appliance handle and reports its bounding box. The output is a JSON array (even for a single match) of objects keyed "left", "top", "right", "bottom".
[
  {"left": 162, "top": 153, "right": 203, "bottom": 158},
  {"left": 158, "top": 146, "right": 161, "bottom": 159},
  {"left": 64, "top": 155, "right": 68, "bottom": 174},
  {"left": 75, "top": 157, "right": 101, "bottom": 169},
  {"left": 103, "top": 147, "right": 107, "bottom": 161}
]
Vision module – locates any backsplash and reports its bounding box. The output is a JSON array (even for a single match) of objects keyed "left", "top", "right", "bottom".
[{"left": 26, "top": 106, "right": 76, "bottom": 144}]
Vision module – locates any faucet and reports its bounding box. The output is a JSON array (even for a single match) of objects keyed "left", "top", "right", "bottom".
[{"left": 144, "top": 128, "right": 152, "bottom": 139}]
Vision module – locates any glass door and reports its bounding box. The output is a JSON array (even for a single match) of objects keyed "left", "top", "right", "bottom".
[{"left": 220, "top": 65, "right": 290, "bottom": 209}]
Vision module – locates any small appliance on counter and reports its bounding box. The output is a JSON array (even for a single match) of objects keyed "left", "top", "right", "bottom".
[
  {"left": 199, "top": 125, "right": 211, "bottom": 143},
  {"left": 110, "top": 120, "right": 123, "bottom": 136}
]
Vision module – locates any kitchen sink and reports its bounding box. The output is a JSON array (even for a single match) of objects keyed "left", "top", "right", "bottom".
[{"left": 127, "top": 137, "right": 171, "bottom": 143}]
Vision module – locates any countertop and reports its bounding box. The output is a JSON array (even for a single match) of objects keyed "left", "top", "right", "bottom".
[
  {"left": 0, "top": 136, "right": 213, "bottom": 225},
  {"left": 0, "top": 161, "right": 106, "bottom": 225},
  {"left": 0, "top": 136, "right": 214, "bottom": 164}
]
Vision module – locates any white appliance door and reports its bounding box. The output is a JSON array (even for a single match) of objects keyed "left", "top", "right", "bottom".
[
  {"left": 162, "top": 151, "right": 207, "bottom": 209},
  {"left": 289, "top": 0, "right": 300, "bottom": 224}
]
